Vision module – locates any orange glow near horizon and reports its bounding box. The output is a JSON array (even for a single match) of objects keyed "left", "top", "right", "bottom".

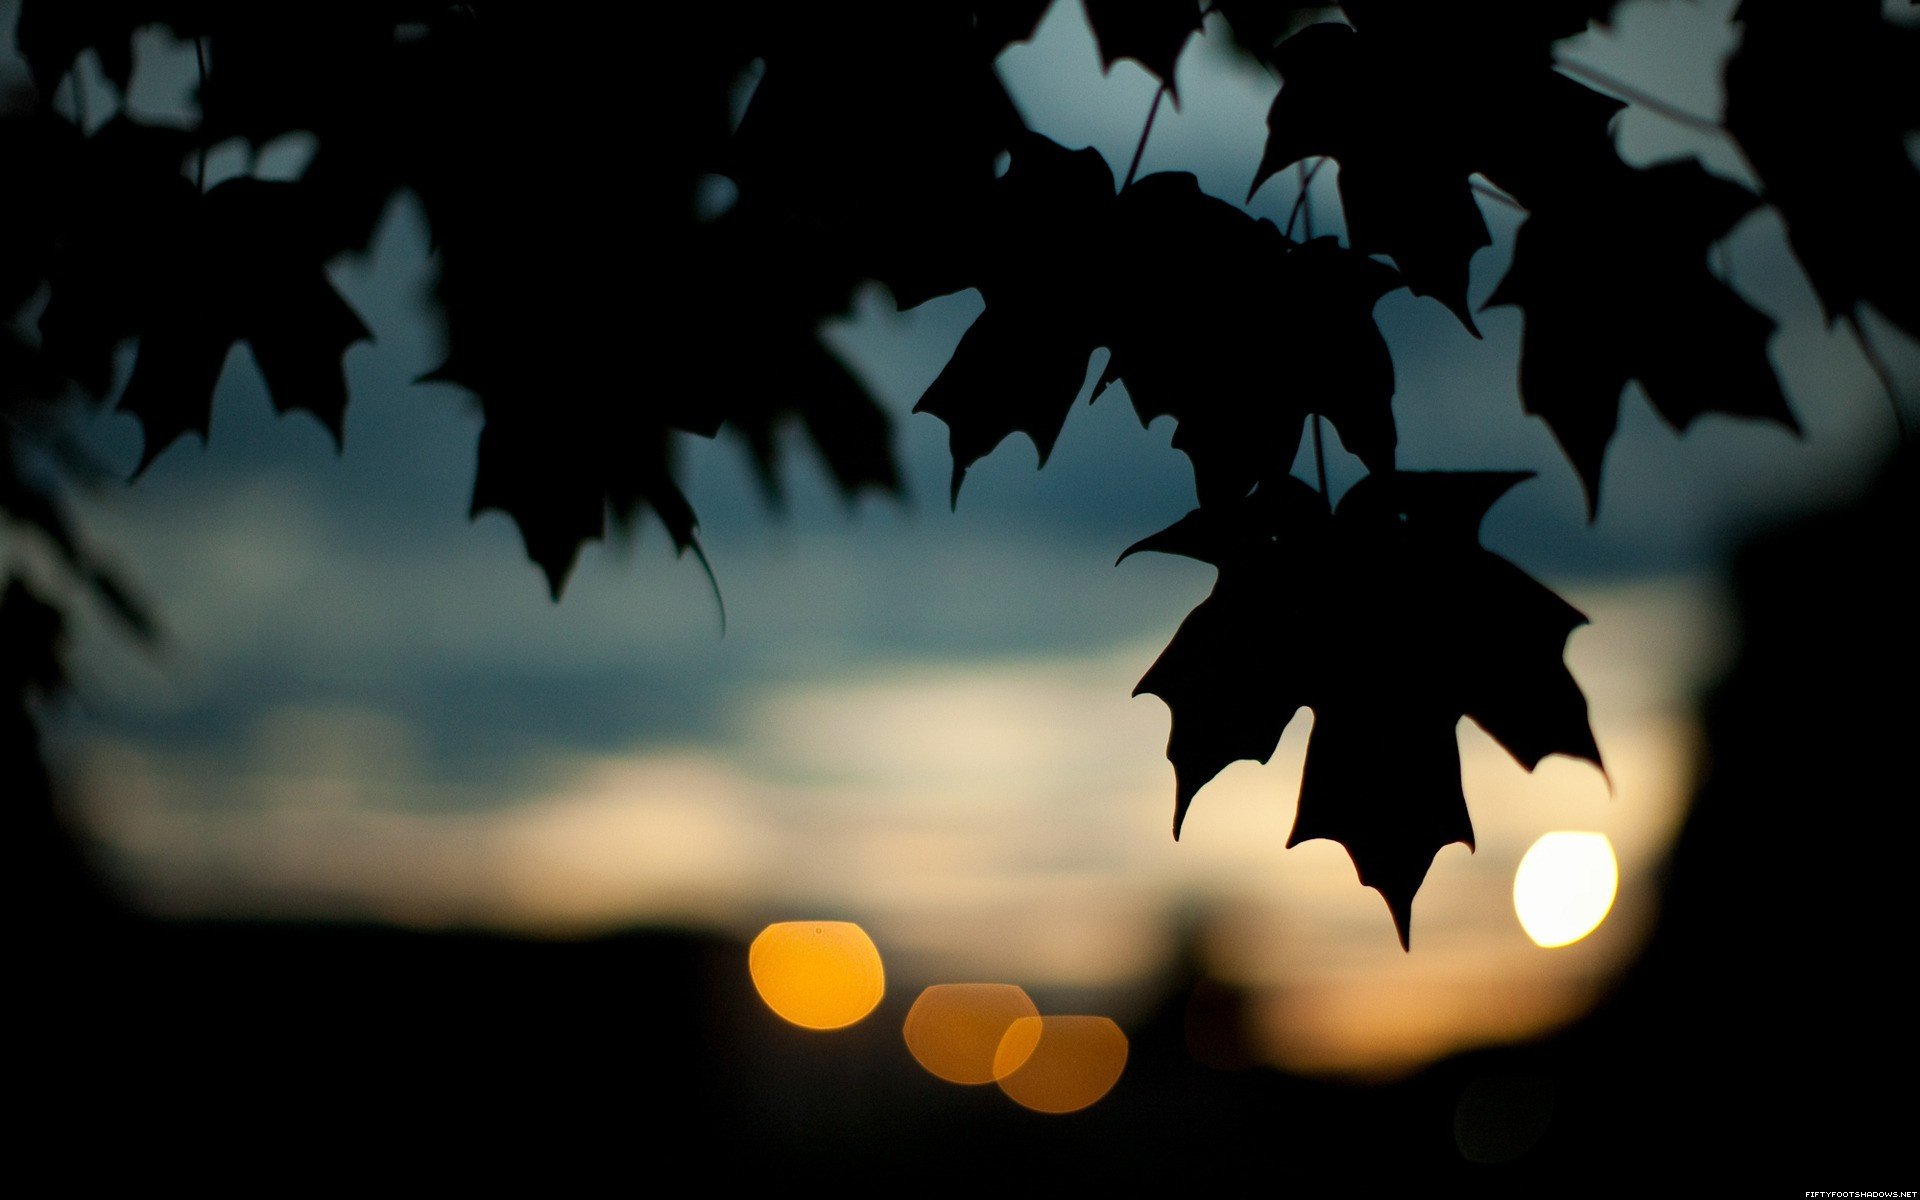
[
  {"left": 993, "top": 1015, "right": 1129, "bottom": 1114},
  {"left": 903, "top": 983, "right": 1041, "bottom": 1084},
  {"left": 1514, "top": 832, "right": 1620, "bottom": 948},
  {"left": 749, "top": 921, "right": 886, "bottom": 1030}
]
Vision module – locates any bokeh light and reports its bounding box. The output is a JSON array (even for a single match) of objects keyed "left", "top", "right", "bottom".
[
  {"left": 898, "top": 983, "right": 1036, "bottom": 1082},
  {"left": 1513, "top": 832, "right": 1620, "bottom": 948},
  {"left": 903, "top": 983, "right": 1041, "bottom": 1084},
  {"left": 993, "top": 1015, "right": 1129, "bottom": 1114},
  {"left": 748, "top": 921, "right": 885, "bottom": 1030}
]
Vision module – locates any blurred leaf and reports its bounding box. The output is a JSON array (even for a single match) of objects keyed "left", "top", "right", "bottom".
[
  {"left": 1081, "top": 0, "right": 1204, "bottom": 94},
  {"left": 117, "top": 179, "right": 370, "bottom": 474},
  {"left": 1725, "top": 1, "right": 1920, "bottom": 338},
  {"left": 1484, "top": 161, "right": 1797, "bottom": 513},
  {"left": 0, "top": 577, "right": 67, "bottom": 700},
  {"left": 15, "top": 0, "right": 140, "bottom": 95},
  {"left": 1250, "top": 19, "right": 1625, "bottom": 331},
  {"left": 916, "top": 133, "right": 1118, "bottom": 504}
]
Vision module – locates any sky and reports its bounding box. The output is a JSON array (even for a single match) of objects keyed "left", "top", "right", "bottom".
[{"left": 17, "top": 0, "right": 1917, "bottom": 1077}]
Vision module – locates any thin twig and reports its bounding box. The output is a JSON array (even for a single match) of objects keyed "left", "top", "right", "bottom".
[
  {"left": 1286, "top": 157, "right": 1324, "bottom": 241},
  {"left": 1311, "top": 413, "right": 1330, "bottom": 509},
  {"left": 194, "top": 37, "right": 209, "bottom": 193},
  {"left": 1122, "top": 84, "right": 1167, "bottom": 190},
  {"left": 1846, "top": 313, "right": 1913, "bottom": 441},
  {"left": 1555, "top": 57, "right": 1725, "bottom": 137}
]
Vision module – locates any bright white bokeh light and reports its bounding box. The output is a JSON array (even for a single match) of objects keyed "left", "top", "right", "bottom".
[{"left": 1513, "top": 832, "right": 1619, "bottom": 948}]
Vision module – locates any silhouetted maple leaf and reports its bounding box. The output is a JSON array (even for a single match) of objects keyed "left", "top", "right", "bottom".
[
  {"left": 1339, "top": 0, "right": 1630, "bottom": 54},
  {"left": 731, "top": 2, "right": 1022, "bottom": 307},
  {"left": 14, "top": 0, "right": 137, "bottom": 96},
  {"left": 456, "top": 387, "right": 702, "bottom": 602},
  {"left": 680, "top": 216, "right": 901, "bottom": 509},
  {"left": 390, "top": 6, "right": 899, "bottom": 598},
  {"left": 1214, "top": 1, "right": 1339, "bottom": 58},
  {"left": 1250, "top": 18, "right": 1626, "bottom": 331},
  {"left": 1126, "top": 471, "right": 1602, "bottom": 946},
  {"left": 423, "top": 218, "right": 708, "bottom": 600},
  {"left": 1484, "top": 160, "right": 1797, "bottom": 512},
  {"left": 118, "top": 178, "right": 370, "bottom": 474},
  {"left": 0, "top": 109, "right": 73, "bottom": 319},
  {"left": 188, "top": 5, "right": 425, "bottom": 149},
  {"left": 922, "top": 143, "right": 1399, "bottom": 507},
  {"left": 1725, "top": 0, "right": 1920, "bottom": 339},
  {"left": 36, "top": 116, "right": 197, "bottom": 398},
  {"left": 1099, "top": 174, "right": 1401, "bottom": 502},
  {"left": 975, "top": 0, "right": 1054, "bottom": 51},
  {"left": 1252, "top": 23, "right": 1490, "bottom": 331},
  {"left": 1081, "top": 0, "right": 1204, "bottom": 95},
  {"left": 916, "top": 134, "right": 1118, "bottom": 504}
]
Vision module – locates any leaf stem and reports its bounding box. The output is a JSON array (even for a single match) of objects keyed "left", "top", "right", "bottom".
[
  {"left": 1554, "top": 57, "right": 1724, "bottom": 137},
  {"left": 194, "top": 37, "right": 209, "bottom": 193},
  {"left": 1846, "top": 313, "right": 1913, "bottom": 441},
  {"left": 1122, "top": 84, "right": 1167, "bottom": 190},
  {"left": 1286, "top": 158, "right": 1323, "bottom": 240},
  {"left": 1311, "top": 413, "right": 1330, "bottom": 509}
]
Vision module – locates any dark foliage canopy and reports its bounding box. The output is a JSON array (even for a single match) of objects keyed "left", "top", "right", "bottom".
[{"left": 2, "top": 0, "right": 1914, "bottom": 943}]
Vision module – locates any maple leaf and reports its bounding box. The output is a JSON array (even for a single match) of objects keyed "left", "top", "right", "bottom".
[
  {"left": 1098, "top": 173, "right": 1401, "bottom": 503},
  {"left": 1249, "top": 18, "right": 1626, "bottom": 331},
  {"left": 456, "top": 387, "right": 703, "bottom": 603},
  {"left": 1080, "top": 0, "right": 1205, "bottom": 96},
  {"left": 1338, "top": 0, "right": 1633, "bottom": 53},
  {"left": 14, "top": 0, "right": 139, "bottom": 97},
  {"left": 117, "top": 178, "right": 371, "bottom": 474},
  {"left": 729, "top": 2, "right": 1023, "bottom": 308},
  {"left": 1251, "top": 22, "right": 1491, "bottom": 332},
  {"left": 921, "top": 144, "right": 1399, "bottom": 509},
  {"left": 974, "top": 0, "right": 1055, "bottom": 51},
  {"left": 1484, "top": 160, "right": 1798, "bottom": 513},
  {"left": 1126, "top": 471, "right": 1602, "bottom": 947},
  {"left": 0, "top": 109, "right": 74, "bottom": 325},
  {"left": 1724, "top": 1, "right": 1920, "bottom": 339},
  {"left": 384, "top": 5, "right": 904, "bottom": 600},
  {"left": 416, "top": 71, "right": 899, "bottom": 597},
  {"left": 35, "top": 116, "right": 198, "bottom": 398},
  {"left": 1213, "top": 1, "right": 1339, "bottom": 58},
  {"left": 189, "top": 7, "right": 409, "bottom": 149},
  {"left": 915, "top": 134, "right": 1118, "bottom": 505},
  {"left": 677, "top": 215, "right": 901, "bottom": 510},
  {"left": 423, "top": 235, "right": 709, "bottom": 600}
]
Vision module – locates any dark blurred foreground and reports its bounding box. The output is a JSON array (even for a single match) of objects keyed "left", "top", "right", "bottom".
[{"left": 17, "top": 450, "right": 1915, "bottom": 1187}]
